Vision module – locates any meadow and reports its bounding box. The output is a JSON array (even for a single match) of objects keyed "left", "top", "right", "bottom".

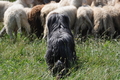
[{"left": 0, "top": 22, "right": 120, "bottom": 80}]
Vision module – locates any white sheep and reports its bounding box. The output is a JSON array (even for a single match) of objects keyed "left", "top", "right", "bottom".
[
  {"left": 40, "top": 2, "right": 59, "bottom": 27},
  {"left": 0, "top": 0, "right": 34, "bottom": 22},
  {"left": 92, "top": 3, "right": 116, "bottom": 38},
  {"left": 0, "top": 4, "right": 31, "bottom": 40},
  {"left": 102, "top": 0, "right": 120, "bottom": 37},
  {"left": 74, "top": 5, "right": 93, "bottom": 40},
  {"left": 0, "top": 0, "right": 34, "bottom": 39},
  {"left": 43, "top": 5, "right": 77, "bottom": 39},
  {"left": 0, "top": 1, "right": 13, "bottom": 22}
]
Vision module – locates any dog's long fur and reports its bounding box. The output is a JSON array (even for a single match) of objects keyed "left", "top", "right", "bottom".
[{"left": 45, "top": 13, "right": 76, "bottom": 76}]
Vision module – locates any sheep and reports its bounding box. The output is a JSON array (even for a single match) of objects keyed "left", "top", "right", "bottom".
[
  {"left": 40, "top": 1, "right": 59, "bottom": 28},
  {"left": 0, "top": 0, "right": 34, "bottom": 22},
  {"left": 101, "top": 0, "right": 120, "bottom": 37},
  {"left": 40, "top": 0, "right": 73, "bottom": 30},
  {"left": 0, "top": 1, "right": 13, "bottom": 22},
  {"left": 27, "top": 5, "right": 44, "bottom": 39},
  {"left": 43, "top": 5, "right": 77, "bottom": 39},
  {"left": 0, "top": 0, "right": 34, "bottom": 39},
  {"left": 0, "top": 4, "right": 31, "bottom": 40},
  {"left": 74, "top": 5, "right": 93, "bottom": 40},
  {"left": 114, "top": 0, "right": 120, "bottom": 36},
  {"left": 92, "top": 3, "right": 116, "bottom": 38}
]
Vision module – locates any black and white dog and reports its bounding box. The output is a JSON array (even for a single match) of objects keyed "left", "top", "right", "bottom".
[{"left": 45, "top": 13, "right": 76, "bottom": 76}]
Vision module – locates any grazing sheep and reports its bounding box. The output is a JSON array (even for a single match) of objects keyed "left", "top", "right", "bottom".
[
  {"left": 40, "top": 0, "right": 72, "bottom": 30},
  {"left": 40, "top": 1, "right": 59, "bottom": 28},
  {"left": 28, "top": 5, "right": 44, "bottom": 39},
  {"left": 114, "top": 0, "right": 120, "bottom": 35},
  {"left": 0, "top": 0, "right": 34, "bottom": 22},
  {"left": 0, "top": 0, "right": 34, "bottom": 39},
  {"left": 0, "top": 4, "right": 31, "bottom": 40},
  {"left": 0, "top": 1, "right": 13, "bottom": 22},
  {"left": 92, "top": 4, "right": 116, "bottom": 38},
  {"left": 74, "top": 5, "right": 93, "bottom": 40},
  {"left": 45, "top": 13, "right": 76, "bottom": 77},
  {"left": 43, "top": 5, "right": 77, "bottom": 39}
]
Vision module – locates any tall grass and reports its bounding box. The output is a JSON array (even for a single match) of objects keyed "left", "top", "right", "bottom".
[{"left": 0, "top": 22, "right": 120, "bottom": 80}]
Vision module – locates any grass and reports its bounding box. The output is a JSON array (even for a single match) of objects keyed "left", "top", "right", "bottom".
[{"left": 0, "top": 22, "right": 120, "bottom": 80}]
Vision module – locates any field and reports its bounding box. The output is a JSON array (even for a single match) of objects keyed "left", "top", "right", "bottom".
[{"left": 0, "top": 22, "right": 120, "bottom": 80}]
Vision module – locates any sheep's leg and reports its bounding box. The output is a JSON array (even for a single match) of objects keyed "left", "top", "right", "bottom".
[
  {"left": 43, "top": 26, "right": 48, "bottom": 39},
  {"left": 74, "top": 26, "right": 80, "bottom": 38},
  {"left": 14, "top": 29, "right": 17, "bottom": 41},
  {"left": 74, "top": 20, "right": 82, "bottom": 38},
  {"left": 15, "top": 14, "right": 22, "bottom": 34},
  {"left": 6, "top": 27, "right": 14, "bottom": 39},
  {"left": 22, "top": 19, "right": 31, "bottom": 36},
  {"left": 0, "top": 27, "right": 6, "bottom": 37}
]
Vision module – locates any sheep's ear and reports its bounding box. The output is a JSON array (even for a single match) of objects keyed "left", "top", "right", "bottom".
[{"left": 25, "top": 0, "right": 34, "bottom": 4}]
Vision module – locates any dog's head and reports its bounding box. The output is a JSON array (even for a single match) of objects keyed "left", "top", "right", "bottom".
[{"left": 47, "top": 13, "right": 70, "bottom": 33}]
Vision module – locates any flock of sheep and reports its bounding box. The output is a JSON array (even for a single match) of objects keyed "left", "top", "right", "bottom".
[
  {"left": 0, "top": 0, "right": 120, "bottom": 79},
  {"left": 0, "top": 0, "right": 120, "bottom": 41}
]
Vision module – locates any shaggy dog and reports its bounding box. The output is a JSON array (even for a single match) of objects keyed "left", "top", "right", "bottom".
[{"left": 45, "top": 13, "right": 76, "bottom": 77}]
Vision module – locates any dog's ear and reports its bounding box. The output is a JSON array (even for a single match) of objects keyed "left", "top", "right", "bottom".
[
  {"left": 47, "top": 13, "right": 57, "bottom": 28},
  {"left": 60, "top": 14, "right": 69, "bottom": 28},
  {"left": 63, "top": 15, "right": 69, "bottom": 26}
]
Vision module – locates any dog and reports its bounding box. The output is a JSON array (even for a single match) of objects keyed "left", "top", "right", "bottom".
[{"left": 45, "top": 13, "right": 76, "bottom": 77}]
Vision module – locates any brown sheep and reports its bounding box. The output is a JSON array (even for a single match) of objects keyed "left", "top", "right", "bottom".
[{"left": 28, "top": 5, "right": 44, "bottom": 39}]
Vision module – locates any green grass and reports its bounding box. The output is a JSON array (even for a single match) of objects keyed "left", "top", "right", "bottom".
[{"left": 0, "top": 23, "right": 120, "bottom": 80}]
